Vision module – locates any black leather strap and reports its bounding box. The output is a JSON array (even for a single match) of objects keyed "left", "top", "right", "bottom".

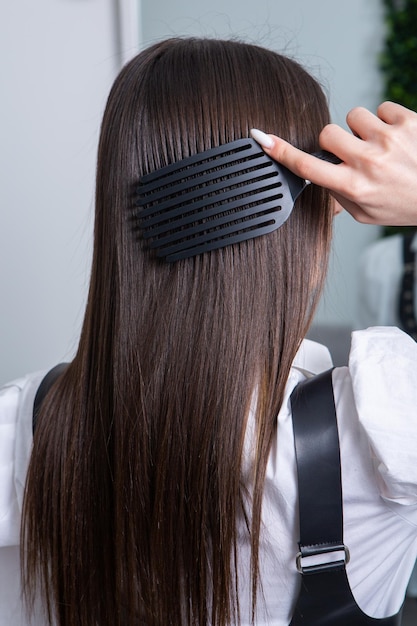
[
  {"left": 32, "top": 363, "right": 68, "bottom": 433},
  {"left": 291, "top": 369, "right": 343, "bottom": 562},
  {"left": 289, "top": 369, "right": 402, "bottom": 625},
  {"left": 398, "top": 234, "right": 417, "bottom": 341}
]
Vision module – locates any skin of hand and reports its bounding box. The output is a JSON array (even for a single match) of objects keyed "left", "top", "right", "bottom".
[{"left": 251, "top": 102, "right": 417, "bottom": 226}]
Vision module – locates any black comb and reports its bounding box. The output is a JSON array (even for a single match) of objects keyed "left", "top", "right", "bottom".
[{"left": 134, "top": 138, "right": 340, "bottom": 262}]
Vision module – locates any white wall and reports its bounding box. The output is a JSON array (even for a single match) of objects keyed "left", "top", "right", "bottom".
[
  {"left": 0, "top": 0, "right": 121, "bottom": 384},
  {"left": 141, "top": 0, "right": 386, "bottom": 327}
]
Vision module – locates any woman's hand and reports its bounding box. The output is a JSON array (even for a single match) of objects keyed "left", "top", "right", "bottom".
[{"left": 251, "top": 102, "right": 417, "bottom": 226}]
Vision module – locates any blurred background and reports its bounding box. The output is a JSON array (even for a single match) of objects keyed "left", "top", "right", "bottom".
[{"left": 0, "top": 0, "right": 390, "bottom": 383}]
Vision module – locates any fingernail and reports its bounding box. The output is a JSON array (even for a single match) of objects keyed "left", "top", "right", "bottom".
[{"left": 250, "top": 128, "right": 274, "bottom": 149}]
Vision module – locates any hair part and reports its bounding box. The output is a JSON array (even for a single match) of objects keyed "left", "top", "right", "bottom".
[{"left": 22, "top": 37, "right": 332, "bottom": 625}]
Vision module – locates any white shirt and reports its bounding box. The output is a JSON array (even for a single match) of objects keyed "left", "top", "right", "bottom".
[{"left": 1, "top": 328, "right": 417, "bottom": 625}]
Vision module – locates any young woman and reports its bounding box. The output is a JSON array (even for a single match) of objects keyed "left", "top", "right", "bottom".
[{"left": 1, "top": 37, "right": 417, "bottom": 625}]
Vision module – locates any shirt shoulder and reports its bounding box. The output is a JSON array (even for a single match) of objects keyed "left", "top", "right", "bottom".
[
  {"left": 292, "top": 338, "right": 333, "bottom": 376},
  {"left": 346, "top": 326, "right": 417, "bottom": 507},
  {"left": 0, "top": 370, "right": 46, "bottom": 546}
]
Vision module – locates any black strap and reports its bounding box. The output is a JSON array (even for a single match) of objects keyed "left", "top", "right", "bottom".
[
  {"left": 32, "top": 363, "right": 68, "bottom": 433},
  {"left": 398, "top": 234, "right": 417, "bottom": 341},
  {"left": 289, "top": 369, "right": 402, "bottom": 625},
  {"left": 291, "top": 369, "right": 343, "bottom": 558}
]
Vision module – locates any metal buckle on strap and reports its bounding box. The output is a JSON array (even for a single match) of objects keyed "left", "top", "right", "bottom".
[{"left": 296, "top": 544, "right": 350, "bottom": 574}]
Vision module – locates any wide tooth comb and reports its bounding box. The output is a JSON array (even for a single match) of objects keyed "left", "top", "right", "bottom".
[{"left": 134, "top": 138, "right": 339, "bottom": 262}]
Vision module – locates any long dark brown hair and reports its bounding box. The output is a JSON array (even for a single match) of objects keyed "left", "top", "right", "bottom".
[{"left": 22, "top": 38, "right": 332, "bottom": 625}]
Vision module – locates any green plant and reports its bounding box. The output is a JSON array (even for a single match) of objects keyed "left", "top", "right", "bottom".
[
  {"left": 379, "top": 0, "right": 417, "bottom": 235},
  {"left": 380, "top": 0, "right": 417, "bottom": 110}
]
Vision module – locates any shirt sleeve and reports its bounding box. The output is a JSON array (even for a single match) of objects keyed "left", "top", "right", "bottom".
[
  {"left": 348, "top": 326, "right": 417, "bottom": 506},
  {"left": 292, "top": 338, "right": 333, "bottom": 375},
  {"left": 0, "top": 381, "right": 25, "bottom": 546},
  {"left": 0, "top": 371, "right": 45, "bottom": 547}
]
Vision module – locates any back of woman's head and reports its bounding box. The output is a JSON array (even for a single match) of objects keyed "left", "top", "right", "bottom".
[
  {"left": 91, "top": 36, "right": 332, "bottom": 419},
  {"left": 23, "top": 38, "right": 333, "bottom": 626}
]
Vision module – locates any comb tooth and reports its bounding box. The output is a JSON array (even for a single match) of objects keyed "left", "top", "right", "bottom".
[
  {"left": 138, "top": 168, "right": 280, "bottom": 220},
  {"left": 142, "top": 187, "right": 283, "bottom": 238},
  {"left": 150, "top": 197, "right": 283, "bottom": 248},
  {"left": 159, "top": 210, "right": 283, "bottom": 259},
  {"left": 140, "top": 174, "right": 281, "bottom": 230},
  {"left": 138, "top": 143, "right": 259, "bottom": 194},
  {"left": 164, "top": 221, "right": 281, "bottom": 262},
  {"left": 139, "top": 138, "right": 256, "bottom": 187},
  {"left": 136, "top": 154, "right": 275, "bottom": 205}
]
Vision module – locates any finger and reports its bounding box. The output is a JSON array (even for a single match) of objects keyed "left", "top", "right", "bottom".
[
  {"left": 377, "top": 101, "right": 410, "bottom": 125},
  {"left": 250, "top": 129, "right": 360, "bottom": 198},
  {"left": 255, "top": 133, "right": 344, "bottom": 188},
  {"left": 318, "top": 123, "right": 364, "bottom": 161},
  {"left": 345, "top": 107, "right": 385, "bottom": 140}
]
